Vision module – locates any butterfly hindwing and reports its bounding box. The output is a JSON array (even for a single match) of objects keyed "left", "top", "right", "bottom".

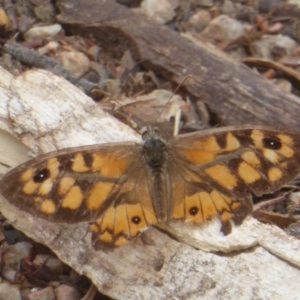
[
  {"left": 165, "top": 151, "right": 250, "bottom": 235},
  {"left": 90, "top": 167, "right": 158, "bottom": 248}
]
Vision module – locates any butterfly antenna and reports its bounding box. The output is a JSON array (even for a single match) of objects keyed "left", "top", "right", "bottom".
[{"left": 155, "top": 75, "right": 192, "bottom": 127}]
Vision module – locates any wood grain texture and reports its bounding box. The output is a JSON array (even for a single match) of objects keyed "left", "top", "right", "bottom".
[{"left": 1, "top": 68, "right": 300, "bottom": 299}]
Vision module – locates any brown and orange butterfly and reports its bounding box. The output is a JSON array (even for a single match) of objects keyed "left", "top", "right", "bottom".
[{"left": 0, "top": 125, "right": 299, "bottom": 248}]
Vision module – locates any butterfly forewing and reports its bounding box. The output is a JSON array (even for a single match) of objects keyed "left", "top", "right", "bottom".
[{"left": 0, "top": 143, "right": 139, "bottom": 220}]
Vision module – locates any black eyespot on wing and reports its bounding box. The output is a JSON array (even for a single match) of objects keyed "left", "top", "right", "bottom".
[
  {"left": 33, "top": 169, "right": 50, "bottom": 183},
  {"left": 189, "top": 207, "right": 199, "bottom": 216},
  {"left": 263, "top": 136, "right": 282, "bottom": 150},
  {"left": 131, "top": 216, "right": 141, "bottom": 224}
]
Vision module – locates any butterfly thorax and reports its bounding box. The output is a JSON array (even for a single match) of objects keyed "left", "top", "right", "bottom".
[
  {"left": 141, "top": 127, "right": 169, "bottom": 167},
  {"left": 142, "top": 138, "right": 166, "bottom": 167}
]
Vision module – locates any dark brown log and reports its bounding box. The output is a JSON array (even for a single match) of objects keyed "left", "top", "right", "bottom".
[{"left": 56, "top": 0, "right": 300, "bottom": 128}]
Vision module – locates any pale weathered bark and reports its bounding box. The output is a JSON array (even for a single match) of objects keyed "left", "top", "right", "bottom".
[{"left": 0, "top": 68, "right": 300, "bottom": 299}]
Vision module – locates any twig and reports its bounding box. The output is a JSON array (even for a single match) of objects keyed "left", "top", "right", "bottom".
[{"left": 3, "top": 41, "right": 98, "bottom": 96}]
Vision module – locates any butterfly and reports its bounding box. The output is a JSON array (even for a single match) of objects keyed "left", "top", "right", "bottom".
[{"left": 0, "top": 125, "right": 300, "bottom": 249}]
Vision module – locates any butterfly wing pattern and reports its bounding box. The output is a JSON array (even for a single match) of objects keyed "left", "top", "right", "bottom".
[
  {"left": 167, "top": 126, "right": 300, "bottom": 233},
  {"left": 1, "top": 125, "right": 300, "bottom": 248}
]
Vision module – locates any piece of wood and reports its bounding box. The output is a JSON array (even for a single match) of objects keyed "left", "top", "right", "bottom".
[
  {"left": 1, "top": 68, "right": 300, "bottom": 299},
  {"left": 56, "top": 0, "right": 300, "bottom": 128}
]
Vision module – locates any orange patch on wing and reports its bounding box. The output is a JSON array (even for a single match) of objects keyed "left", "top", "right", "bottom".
[
  {"left": 263, "top": 149, "right": 280, "bottom": 163},
  {"left": 23, "top": 180, "right": 39, "bottom": 194},
  {"left": 91, "top": 153, "right": 105, "bottom": 171},
  {"left": 21, "top": 169, "right": 35, "bottom": 182},
  {"left": 40, "top": 199, "right": 56, "bottom": 214},
  {"left": 170, "top": 174, "right": 186, "bottom": 220},
  {"left": 99, "top": 231, "right": 113, "bottom": 243},
  {"left": 181, "top": 135, "right": 227, "bottom": 165},
  {"left": 238, "top": 162, "right": 261, "bottom": 184},
  {"left": 114, "top": 205, "right": 129, "bottom": 236},
  {"left": 114, "top": 236, "right": 130, "bottom": 247},
  {"left": 47, "top": 158, "right": 60, "bottom": 178},
  {"left": 142, "top": 206, "right": 158, "bottom": 224},
  {"left": 277, "top": 144, "right": 294, "bottom": 158},
  {"left": 172, "top": 202, "right": 185, "bottom": 219},
  {"left": 101, "top": 158, "right": 128, "bottom": 177},
  {"left": 241, "top": 151, "right": 260, "bottom": 167},
  {"left": 221, "top": 196, "right": 240, "bottom": 211},
  {"left": 210, "top": 190, "right": 230, "bottom": 212},
  {"left": 72, "top": 153, "right": 90, "bottom": 172},
  {"left": 100, "top": 206, "right": 115, "bottom": 232},
  {"left": 38, "top": 178, "right": 53, "bottom": 195},
  {"left": 184, "top": 136, "right": 223, "bottom": 165},
  {"left": 200, "top": 192, "right": 217, "bottom": 220},
  {"left": 62, "top": 186, "right": 83, "bottom": 210},
  {"left": 196, "top": 136, "right": 221, "bottom": 151},
  {"left": 181, "top": 149, "right": 217, "bottom": 165},
  {"left": 205, "top": 164, "right": 238, "bottom": 190},
  {"left": 58, "top": 177, "right": 75, "bottom": 195},
  {"left": 221, "top": 211, "right": 233, "bottom": 222},
  {"left": 277, "top": 134, "right": 293, "bottom": 146},
  {"left": 86, "top": 182, "right": 114, "bottom": 210},
  {"left": 89, "top": 223, "right": 99, "bottom": 233},
  {"left": 251, "top": 130, "right": 264, "bottom": 149},
  {"left": 268, "top": 167, "right": 282, "bottom": 182},
  {"left": 232, "top": 202, "right": 241, "bottom": 209},
  {"left": 225, "top": 133, "right": 240, "bottom": 150},
  {"left": 92, "top": 153, "right": 128, "bottom": 177}
]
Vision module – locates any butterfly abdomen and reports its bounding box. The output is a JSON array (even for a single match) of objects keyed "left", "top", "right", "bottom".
[{"left": 151, "top": 168, "right": 168, "bottom": 222}]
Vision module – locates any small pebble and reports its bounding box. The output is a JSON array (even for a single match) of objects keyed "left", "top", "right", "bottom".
[
  {"left": 24, "top": 24, "right": 62, "bottom": 40},
  {"left": 0, "top": 282, "right": 21, "bottom": 300},
  {"left": 57, "top": 51, "right": 90, "bottom": 77},
  {"left": 141, "top": 0, "right": 178, "bottom": 24},
  {"left": 55, "top": 284, "right": 81, "bottom": 300},
  {"left": 187, "top": 10, "right": 211, "bottom": 32},
  {"left": 28, "top": 286, "right": 56, "bottom": 300},
  {"left": 200, "top": 15, "right": 249, "bottom": 43},
  {"left": 252, "top": 34, "right": 297, "bottom": 60}
]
